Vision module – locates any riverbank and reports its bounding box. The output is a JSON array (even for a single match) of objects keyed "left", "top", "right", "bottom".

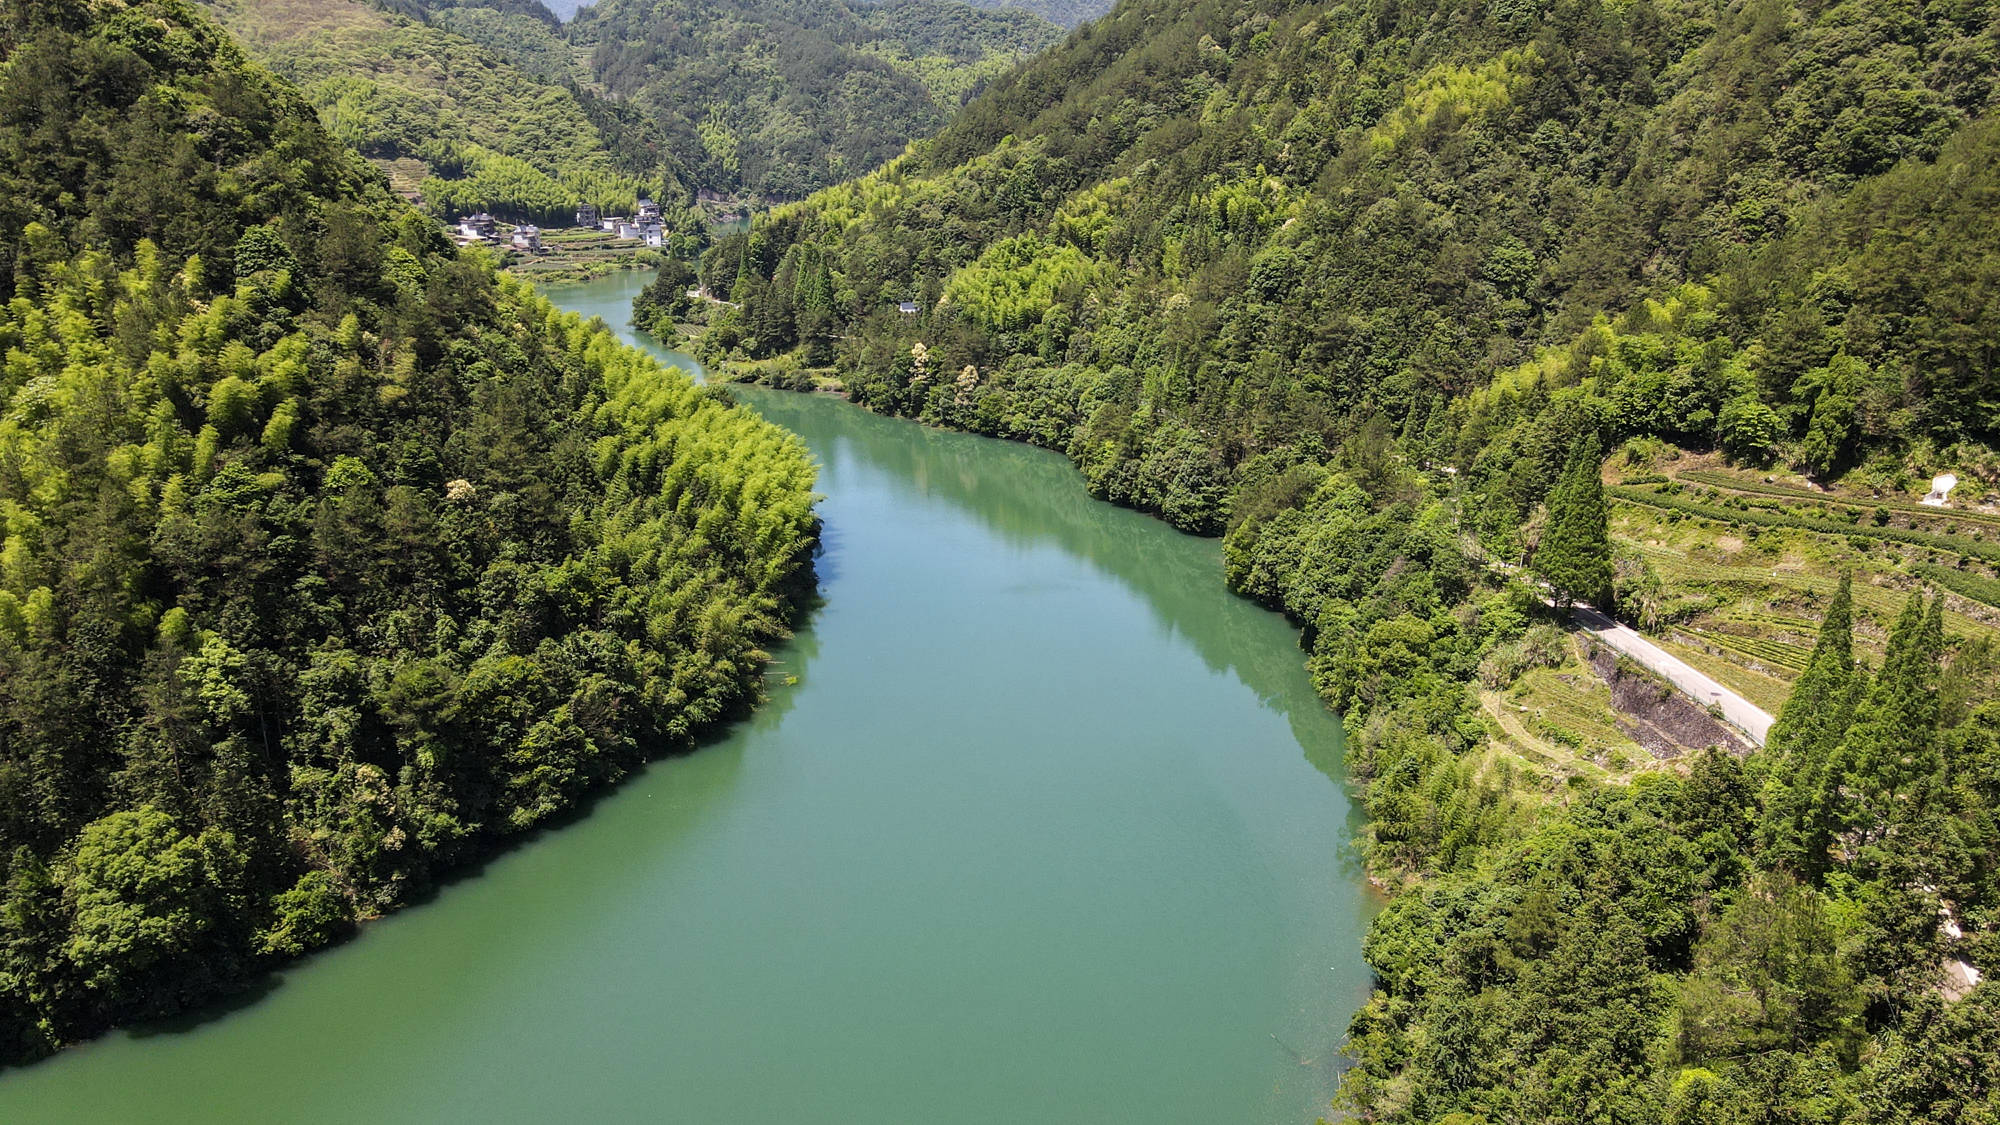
[
  {"left": 710, "top": 350, "right": 1760, "bottom": 777},
  {"left": 710, "top": 354, "right": 848, "bottom": 394}
]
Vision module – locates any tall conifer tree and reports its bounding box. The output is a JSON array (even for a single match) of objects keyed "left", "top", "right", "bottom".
[
  {"left": 1824, "top": 594, "right": 1944, "bottom": 859},
  {"left": 1534, "top": 433, "right": 1613, "bottom": 608},
  {"left": 1762, "top": 577, "right": 1857, "bottom": 874},
  {"left": 1770, "top": 576, "right": 1857, "bottom": 764}
]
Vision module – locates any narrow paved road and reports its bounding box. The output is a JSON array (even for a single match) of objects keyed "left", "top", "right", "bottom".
[
  {"left": 1570, "top": 604, "right": 1775, "bottom": 746},
  {"left": 1492, "top": 559, "right": 1779, "bottom": 746}
]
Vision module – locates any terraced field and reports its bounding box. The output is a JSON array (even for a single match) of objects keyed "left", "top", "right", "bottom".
[
  {"left": 1675, "top": 469, "right": 2000, "bottom": 532},
  {"left": 1654, "top": 636, "right": 1795, "bottom": 715},
  {"left": 1605, "top": 453, "right": 2000, "bottom": 712},
  {"left": 1476, "top": 637, "right": 1686, "bottom": 785}
]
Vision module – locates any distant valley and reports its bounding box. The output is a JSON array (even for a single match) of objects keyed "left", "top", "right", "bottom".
[{"left": 202, "top": 0, "right": 1068, "bottom": 215}]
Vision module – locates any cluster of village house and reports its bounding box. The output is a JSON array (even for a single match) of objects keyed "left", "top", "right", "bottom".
[
  {"left": 452, "top": 198, "right": 670, "bottom": 251},
  {"left": 451, "top": 200, "right": 927, "bottom": 315},
  {"left": 576, "top": 199, "right": 671, "bottom": 246}
]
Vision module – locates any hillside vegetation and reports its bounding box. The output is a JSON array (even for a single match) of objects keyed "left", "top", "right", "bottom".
[
  {"left": 570, "top": 0, "right": 1064, "bottom": 199},
  {"left": 0, "top": 0, "right": 817, "bottom": 1061},
  {"left": 966, "top": 0, "right": 1115, "bottom": 29},
  {"left": 200, "top": 0, "right": 686, "bottom": 224},
  {"left": 207, "top": 0, "right": 1065, "bottom": 216},
  {"left": 541, "top": 0, "right": 1115, "bottom": 26},
  {"left": 692, "top": 0, "right": 2000, "bottom": 1115}
]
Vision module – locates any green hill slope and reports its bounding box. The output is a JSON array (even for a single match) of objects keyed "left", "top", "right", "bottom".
[
  {"left": 200, "top": 0, "right": 683, "bottom": 224},
  {"left": 964, "top": 0, "right": 1114, "bottom": 29},
  {"left": 700, "top": 0, "right": 2000, "bottom": 1115},
  {"left": 206, "top": 0, "right": 1064, "bottom": 215},
  {"left": 402, "top": 0, "right": 588, "bottom": 82},
  {"left": 725, "top": 0, "right": 1998, "bottom": 520},
  {"left": 570, "top": 0, "right": 1064, "bottom": 198},
  {"left": 552, "top": 0, "right": 1109, "bottom": 36},
  {"left": 0, "top": 0, "right": 816, "bottom": 1061}
]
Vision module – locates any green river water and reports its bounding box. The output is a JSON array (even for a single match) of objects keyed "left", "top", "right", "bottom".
[{"left": 0, "top": 272, "right": 1376, "bottom": 1124}]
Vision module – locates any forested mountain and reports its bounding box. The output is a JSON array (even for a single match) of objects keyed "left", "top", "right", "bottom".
[
  {"left": 207, "top": 0, "right": 1062, "bottom": 216},
  {"left": 569, "top": 0, "right": 1064, "bottom": 198},
  {"left": 399, "top": 0, "right": 587, "bottom": 84},
  {"left": 966, "top": 0, "right": 1113, "bottom": 29},
  {"left": 547, "top": 0, "right": 1113, "bottom": 27},
  {"left": 697, "top": 0, "right": 2000, "bottom": 1115},
  {"left": 199, "top": 0, "right": 686, "bottom": 225},
  {"left": 721, "top": 0, "right": 2000, "bottom": 527},
  {"left": 0, "top": 0, "right": 816, "bottom": 1062}
]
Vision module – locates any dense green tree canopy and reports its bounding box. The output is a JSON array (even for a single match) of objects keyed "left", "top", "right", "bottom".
[
  {"left": 0, "top": 0, "right": 817, "bottom": 1061},
  {"left": 1533, "top": 434, "right": 1613, "bottom": 609},
  {"left": 711, "top": 0, "right": 2000, "bottom": 530},
  {"left": 571, "top": 0, "right": 1064, "bottom": 198},
  {"left": 206, "top": 0, "right": 1066, "bottom": 214},
  {"left": 197, "top": 0, "right": 686, "bottom": 224}
]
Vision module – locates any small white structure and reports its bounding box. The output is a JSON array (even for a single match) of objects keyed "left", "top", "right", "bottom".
[
  {"left": 1940, "top": 897, "right": 1985, "bottom": 1001},
  {"left": 600, "top": 216, "right": 625, "bottom": 233},
  {"left": 510, "top": 224, "right": 542, "bottom": 251},
  {"left": 1922, "top": 473, "right": 1959, "bottom": 507},
  {"left": 457, "top": 213, "right": 498, "bottom": 240}
]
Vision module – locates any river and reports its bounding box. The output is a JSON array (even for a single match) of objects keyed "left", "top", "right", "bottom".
[{"left": 0, "top": 271, "right": 1376, "bottom": 1123}]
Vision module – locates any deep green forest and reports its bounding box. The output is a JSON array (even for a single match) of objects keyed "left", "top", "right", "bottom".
[
  {"left": 0, "top": 0, "right": 817, "bottom": 1061},
  {"left": 691, "top": 0, "right": 2000, "bottom": 1115},
  {"left": 535, "top": 0, "right": 1116, "bottom": 26},
  {"left": 205, "top": 0, "right": 1065, "bottom": 218},
  {"left": 570, "top": 0, "right": 1064, "bottom": 198},
  {"left": 199, "top": 0, "right": 694, "bottom": 225}
]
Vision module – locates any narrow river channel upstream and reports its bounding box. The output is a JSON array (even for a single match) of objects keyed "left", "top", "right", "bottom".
[{"left": 0, "top": 271, "right": 1376, "bottom": 1124}]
